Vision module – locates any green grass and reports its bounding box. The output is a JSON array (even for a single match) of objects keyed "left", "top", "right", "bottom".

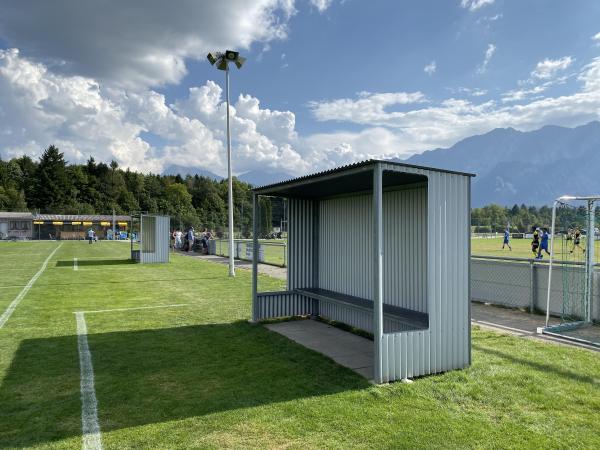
[
  {"left": 471, "top": 236, "right": 600, "bottom": 260},
  {"left": 213, "top": 239, "right": 287, "bottom": 266},
  {"left": 1, "top": 241, "right": 599, "bottom": 449}
]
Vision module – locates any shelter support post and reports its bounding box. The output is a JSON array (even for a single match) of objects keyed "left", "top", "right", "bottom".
[
  {"left": 373, "top": 163, "right": 384, "bottom": 383},
  {"left": 251, "top": 194, "right": 259, "bottom": 322}
]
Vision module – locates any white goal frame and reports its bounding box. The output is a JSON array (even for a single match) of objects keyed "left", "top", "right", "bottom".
[{"left": 543, "top": 195, "right": 600, "bottom": 339}]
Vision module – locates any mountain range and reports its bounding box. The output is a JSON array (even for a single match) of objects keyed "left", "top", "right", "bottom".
[
  {"left": 164, "top": 121, "right": 600, "bottom": 207},
  {"left": 403, "top": 121, "right": 600, "bottom": 207}
]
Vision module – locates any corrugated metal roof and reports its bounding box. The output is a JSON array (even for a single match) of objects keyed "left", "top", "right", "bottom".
[
  {"left": 253, "top": 159, "right": 475, "bottom": 193},
  {"left": 35, "top": 214, "right": 131, "bottom": 221},
  {"left": 0, "top": 211, "right": 34, "bottom": 220}
]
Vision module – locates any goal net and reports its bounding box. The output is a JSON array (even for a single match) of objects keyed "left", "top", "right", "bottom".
[{"left": 541, "top": 196, "right": 600, "bottom": 347}]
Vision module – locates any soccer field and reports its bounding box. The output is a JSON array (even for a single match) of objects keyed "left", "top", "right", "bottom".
[
  {"left": 471, "top": 236, "right": 600, "bottom": 260},
  {"left": 1, "top": 242, "right": 599, "bottom": 449}
]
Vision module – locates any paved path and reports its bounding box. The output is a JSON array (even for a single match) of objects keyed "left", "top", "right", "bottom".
[
  {"left": 175, "top": 251, "right": 287, "bottom": 279},
  {"left": 267, "top": 319, "right": 374, "bottom": 380}
]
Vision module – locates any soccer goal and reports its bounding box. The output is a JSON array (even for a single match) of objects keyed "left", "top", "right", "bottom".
[{"left": 539, "top": 195, "right": 600, "bottom": 347}]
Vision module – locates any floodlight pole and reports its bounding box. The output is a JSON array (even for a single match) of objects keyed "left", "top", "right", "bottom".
[{"left": 225, "top": 64, "right": 235, "bottom": 277}]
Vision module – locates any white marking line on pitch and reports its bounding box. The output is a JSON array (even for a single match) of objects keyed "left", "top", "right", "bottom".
[
  {"left": 0, "top": 242, "right": 63, "bottom": 329},
  {"left": 74, "top": 303, "right": 188, "bottom": 450},
  {"left": 76, "top": 312, "right": 103, "bottom": 450},
  {"left": 74, "top": 258, "right": 78, "bottom": 271}
]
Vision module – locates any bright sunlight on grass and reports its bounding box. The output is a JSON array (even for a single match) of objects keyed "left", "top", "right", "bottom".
[{"left": 0, "top": 241, "right": 599, "bottom": 449}]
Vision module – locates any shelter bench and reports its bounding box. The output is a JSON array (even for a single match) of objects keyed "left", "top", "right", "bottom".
[{"left": 294, "top": 287, "right": 429, "bottom": 333}]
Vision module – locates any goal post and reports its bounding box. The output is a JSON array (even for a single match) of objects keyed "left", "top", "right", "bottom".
[{"left": 541, "top": 195, "right": 600, "bottom": 345}]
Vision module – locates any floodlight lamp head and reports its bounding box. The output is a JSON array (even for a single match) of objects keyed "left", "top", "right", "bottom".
[
  {"left": 234, "top": 56, "right": 246, "bottom": 69},
  {"left": 216, "top": 57, "right": 228, "bottom": 71},
  {"left": 225, "top": 50, "right": 239, "bottom": 61},
  {"left": 207, "top": 52, "right": 218, "bottom": 65}
]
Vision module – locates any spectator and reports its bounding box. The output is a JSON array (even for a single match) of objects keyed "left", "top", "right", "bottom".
[
  {"left": 87, "top": 228, "right": 94, "bottom": 244},
  {"left": 187, "top": 227, "right": 195, "bottom": 252}
]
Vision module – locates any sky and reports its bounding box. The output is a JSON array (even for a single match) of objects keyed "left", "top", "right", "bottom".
[{"left": 0, "top": 0, "right": 599, "bottom": 177}]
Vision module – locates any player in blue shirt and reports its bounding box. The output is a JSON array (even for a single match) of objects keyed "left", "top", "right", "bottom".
[
  {"left": 537, "top": 228, "right": 550, "bottom": 259},
  {"left": 502, "top": 228, "right": 512, "bottom": 251}
]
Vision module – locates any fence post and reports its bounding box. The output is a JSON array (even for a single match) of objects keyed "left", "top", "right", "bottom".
[
  {"left": 283, "top": 242, "right": 287, "bottom": 268},
  {"left": 529, "top": 259, "right": 535, "bottom": 314}
]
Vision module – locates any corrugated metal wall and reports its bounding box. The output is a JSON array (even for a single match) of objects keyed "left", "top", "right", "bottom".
[
  {"left": 255, "top": 291, "right": 313, "bottom": 320},
  {"left": 378, "top": 164, "right": 471, "bottom": 382},
  {"left": 140, "top": 215, "right": 170, "bottom": 264},
  {"left": 318, "top": 186, "right": 427, "bottom": 312},
  {"left": 287, "top": 199, "right": 314, "bottom": 290}
]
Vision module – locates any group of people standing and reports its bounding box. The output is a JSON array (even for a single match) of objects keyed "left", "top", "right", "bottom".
[
  {"left": 502, "top": 226, "right": 585, "bottom": 259},
  {"left": 172, "top": 227, "right": 213, "bottom": 253}
]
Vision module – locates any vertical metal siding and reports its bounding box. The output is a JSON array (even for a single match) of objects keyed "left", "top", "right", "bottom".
[
  {"left": 255, "top": 291, "right": 313, "bottom": 320},
  {"left": 377, "top": 164, "right": 470, "bottom": 382},
  {"left": 288, "top": 198, "right": 314, "bottom": 290},
  {"left": 140, "top": 215, "right": 170, "bottom": 264},
  {"left": 318, "top": 186, "right": 427, "bottom": 312}
]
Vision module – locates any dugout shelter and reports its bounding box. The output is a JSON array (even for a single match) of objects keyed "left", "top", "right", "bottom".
[
  {"left": 130, "top": 213, "right": 170, "bottom": 264},
  {"left": 251, "top": 160, "right": 473, "bottom": 383}
]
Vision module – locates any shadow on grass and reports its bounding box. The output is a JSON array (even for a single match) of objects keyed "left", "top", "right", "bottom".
[
  {"left": 55, "top": 259, "right": 136, "bottom": 267},
  {"left": 473, "top": 343, "right": 599, "bottom": 386},
  {"left": 0, "top": 321, "right": 369, "bottom": 448}
]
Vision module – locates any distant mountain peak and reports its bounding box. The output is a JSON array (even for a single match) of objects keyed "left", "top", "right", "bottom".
[{"left": 403, "top": 121, "right": 600, "bottom": 206}]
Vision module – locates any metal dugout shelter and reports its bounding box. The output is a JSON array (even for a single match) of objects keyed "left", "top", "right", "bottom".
[
  {"left": 131, "top": 213, "right": 170, "bottom": 264},
  {"left": 251, "top": 160, "right": 473, "bottom": 383}
]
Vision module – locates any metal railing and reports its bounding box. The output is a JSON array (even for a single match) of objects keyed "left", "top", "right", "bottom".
[{"left": 208, "top": 239, "right": 287, "bottom": 267}]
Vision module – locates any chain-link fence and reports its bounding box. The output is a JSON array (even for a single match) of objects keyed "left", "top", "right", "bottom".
[
  {"left": 208, "top": 239, "right": 287, "bottom": 267},
  {"left": 471, "top": 255, "right": 600, "bottom": 321}
]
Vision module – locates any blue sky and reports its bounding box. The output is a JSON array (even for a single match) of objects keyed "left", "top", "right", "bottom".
[{"left": 0, "top": 0, "right": 599, "bottom": 176}]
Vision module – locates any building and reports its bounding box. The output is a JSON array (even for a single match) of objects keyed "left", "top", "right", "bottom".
[
  {"left": 0, "top": 212, "right": 131, "bottom": 240},
  {"left": 0, "top": 212, "right": 34, "bottom": 240}
]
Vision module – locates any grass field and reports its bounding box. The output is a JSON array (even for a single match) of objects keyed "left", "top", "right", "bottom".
[
  {"left": 1, "top": 241, "right": 600, "bottom": 449},
  {"left": 471, "top": 236, "right": 600, "bottom": 260}
]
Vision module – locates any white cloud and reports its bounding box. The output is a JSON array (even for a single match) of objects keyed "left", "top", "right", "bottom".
[
  {"left": 308, "top": 91, "right": 427, "bottom": 124},
  {"left": 424, "top": 61, "right": 436, "bottom": 75},
  {"left": 592, "top": 32, "right": 600, "bottom": 42},
  {"left": 460, "top": 0, "right": 495, "bottom": 12},
  {"left": 0, "top": 1, "right": 296, "bottom": 88},
  {"left": 310, "top": 0, "right": 334, "bottom": 13},
  {"left": 0, "top": 48, "right": 309, "bottom": 176},
  {"left": 531, "top": 56, "right": 574, "bottom": 80},
  {"left": 477, "top": 44, "right": 496, "bottom": 74},
  {"left": 308, "top": 58, "right": 600, "bottom": 154}
]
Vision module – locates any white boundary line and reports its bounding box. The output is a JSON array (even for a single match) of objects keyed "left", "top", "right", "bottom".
[
  {"left": 74, "top": 303, "right": 189, "bottom": 450},
  {"left": 74, "top": 258, "right": 79, "bottom": 271},
  {"left": 0, "top": 242, "right": 63, "bottom": 329},
  {"left": 76, "top": 312, "right": 103, "bottom": 450}
]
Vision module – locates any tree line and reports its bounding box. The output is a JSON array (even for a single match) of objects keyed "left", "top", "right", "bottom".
[
  {"left": 0, "top": 145, "right": 276, "bottom": 236},
  {"left": 2, "top": 146, "right": 595, "bottom": 236},
  {"left": 472, "top": 203, "right": 597, "bottom": 233}
]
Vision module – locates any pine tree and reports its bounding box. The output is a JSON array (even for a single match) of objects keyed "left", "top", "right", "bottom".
[{"left": 34, "top": 145, "right": 72, "bottom": 212}]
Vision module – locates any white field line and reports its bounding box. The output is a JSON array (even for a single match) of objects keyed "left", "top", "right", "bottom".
[
  {"left": 76, "top": 312, "right": 103, "bottom": 450},
  {"left": 0, "top": 242, "right": 63, "bottom": 329},
  {"left": 76, "top": 304, "right": 189, "bottom": 314},
  {"left": 74, "top": 303, "right": 187, "bottom": 449},
  {"left": 74, "top": 258, "right": 78, "bottom": 271}
]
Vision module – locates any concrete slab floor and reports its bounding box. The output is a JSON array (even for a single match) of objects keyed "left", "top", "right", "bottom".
[{"left": 266, "top": 319, "right": 374, "bottom": 381}]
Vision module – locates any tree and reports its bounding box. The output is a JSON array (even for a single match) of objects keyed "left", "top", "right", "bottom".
[{"left": 34, "top": 145, "right": 72, "bottom": 212}]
